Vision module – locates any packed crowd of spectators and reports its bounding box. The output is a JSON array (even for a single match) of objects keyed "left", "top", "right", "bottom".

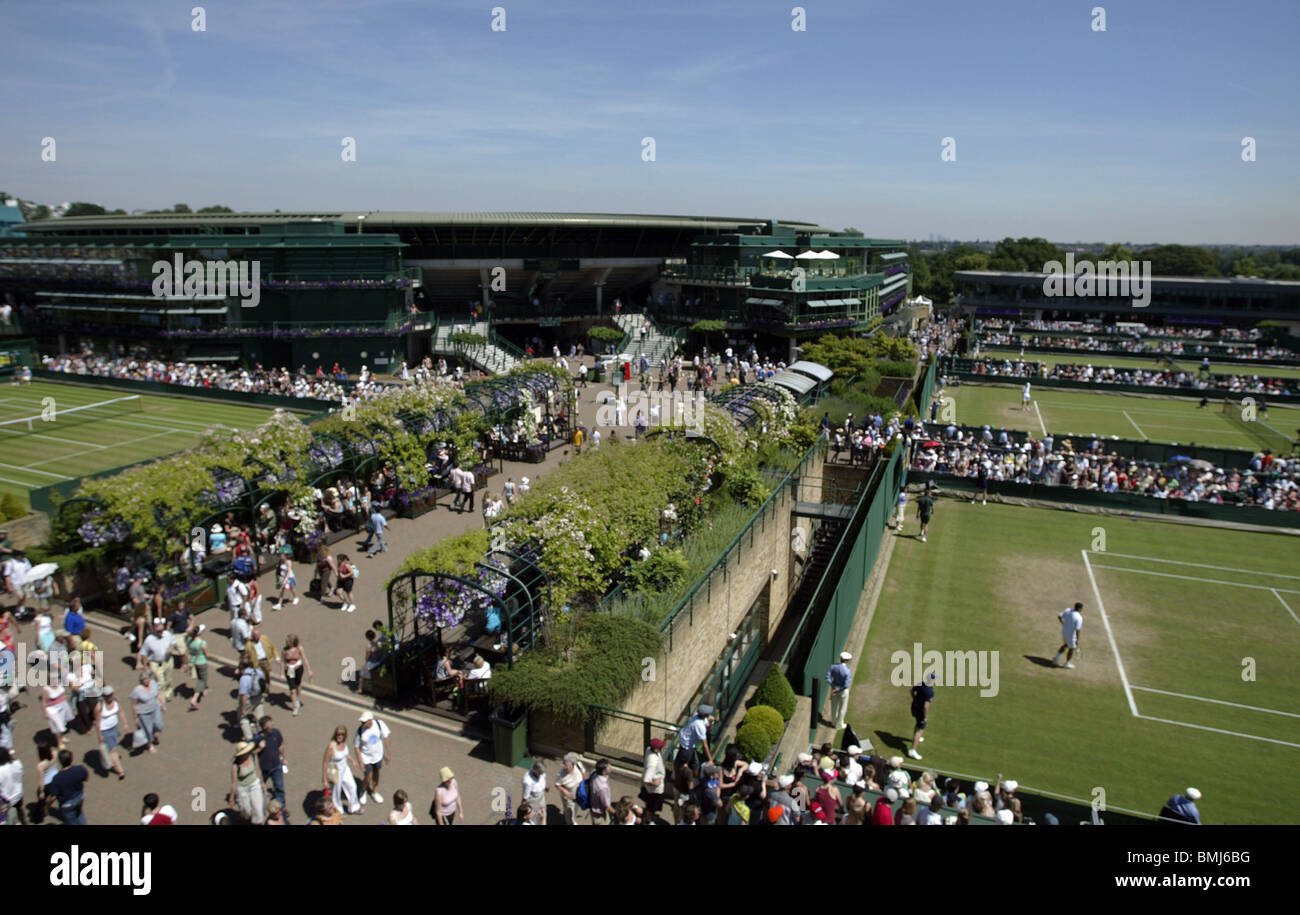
[
  {"left": 910, "top": 424, "right": 1300, "bottom": 511},
  {"left": 976, "top": 332, "right": 1295, "bottom": 361},
  {"left": 962, "top": 358, "right": 1295, "bottom": 396},
  {"left": 978, "top": 318, "right": 1266, "bottom": 341}
]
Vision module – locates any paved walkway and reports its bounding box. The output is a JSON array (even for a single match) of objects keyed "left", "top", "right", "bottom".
[{"left": 3, "top": 359, "right": 653, "bottom": 825}]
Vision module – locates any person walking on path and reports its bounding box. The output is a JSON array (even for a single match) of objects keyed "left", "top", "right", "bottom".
[
  {"left": 322, "top": 725, "right": 362, "bottom": 815},
  {"left": 128, "top": 669, "right": 164, "bottom": 752},
  {"left": 282, "top": 634, "right": 312, "bottom": 716},
  {"left": 229, "top": 741, "right": 265, "bottom": 825},
  {"left": 237, "top": 654, "right": 266, "bottom": 742},
  {"left": 313, "top": 546, "right": 337, "bottom": 600},
  {"left": 94, "top": 685, "right": 127, "bottom": 780},
  {"left": 387, "top": 789, "right": 417, "bottom": 824},
  {"left": 355, "top": 710, "right": 391, "bottom": 805},
  {"left": 361, "top": 504, "right": 388, "bottom": 557},
  {"left": 826, "top": 651, "right": 853, "bottom": 730},
  {"left": 137, "top": 617, "right": 176, "bottom": 702},
  {"left": 255, "top": 715, "right": 289, "bottom": 821},
  {"left": 433, "top": 765, "right": 462, "bottom": 825},
  {"left": 273, "top": 555, "right": 299, "bottom": 609},
  {"left": 247, "top": 625, "right": 280, "bottom": 697},
  {"left": 185, "top": 623, "right": 209, "bottom": 709},
  {"left": 329, "top": 554, "right": 357, "bottom": 613},
  {"left": 641, "top": 738, "right": 667, "bottom": 821},
  {"left": 460, "top": 466, "right": 476, "bottom": 514}
]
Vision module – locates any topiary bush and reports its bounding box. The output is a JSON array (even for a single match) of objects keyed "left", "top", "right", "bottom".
[
  {"left": 743, "top": 704, "right": 785, "bottom": 747},
  {"left": 734, "top": 721, "right": 771, "bottom": 762},
  {"left": 749, "top": 667, "right": 797, "bottom": 721},
  {"left": 0, "top": 493, "right": 24, "bottom": 521}
]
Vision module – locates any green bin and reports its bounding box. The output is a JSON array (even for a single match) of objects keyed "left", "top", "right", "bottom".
[
  {"left": 491, "top": 705, "right": 528, "bottom": 767},
  {"left": 591, "top": 366, "right": 605, "bottom": 383}
]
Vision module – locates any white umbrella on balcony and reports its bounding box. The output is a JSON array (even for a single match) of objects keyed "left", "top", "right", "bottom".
[
  {"left": 815, "top": 250, "right": 841, "bottom": 259},
  {"left": 761, "top": 251, "right": 794, "bottom": 259},
  {"left": 795, "top": 251, "right": 820, "bottom": 259}
]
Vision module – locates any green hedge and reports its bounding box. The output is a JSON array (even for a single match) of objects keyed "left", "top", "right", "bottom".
[
  {"left": 749, "top": 667, "right": 797, "bottom": 721},
  {"left": 742, "top": 705, "right": 785, "bottom": 747},
  {"left": 489, "top": 613, "right": 662, "bottom": 725},
  {"left": 735, "top": 722, "right": 771, "bottom": 762}
]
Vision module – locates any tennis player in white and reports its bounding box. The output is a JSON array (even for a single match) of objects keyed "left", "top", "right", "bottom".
[
  {"left": 1021, "top": 381, "right": 1032, "bottom": 412},
  {"left": 1052, "top": 602, "right": 1083, "bottom": 669}
]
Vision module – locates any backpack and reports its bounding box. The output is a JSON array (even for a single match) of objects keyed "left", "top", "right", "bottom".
[{"left": 576, "top": 769, "right": 591, "bottom": 811}]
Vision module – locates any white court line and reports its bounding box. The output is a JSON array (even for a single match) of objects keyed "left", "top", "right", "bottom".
[
  {"left": 21, "top": 428, "right": 187, "bottom": 468},
  {"left": 0, "top": 427, "right": 107, "bottom": 449},
  {"left": 1086, "top": 551, "right": 1300, "bottom": 581},
  {"left": 1131, "top": 686, "right": 1300, "bottom": 719},
  {"left": 1081, "top": 549, "right": 1139, "bottom": 717},
  {"left": 0, "top": 461, "right": 71, "bottom": 480},
  {"left": 1122, "top": 410, "right": 1147, "bottom": 439},
  {"left": 1136, "top": 713, "right": 1300, "bottom": 750},
  {"left": 1089, "top": 563, "right": 1300, "bottom": 595},
  {"left": 1273, "top": 589, "right": 1300, "bottom": 626},
  {"left": 1033, "top": 401, "right": 1047, "bottom": 436},
  {"left": 0, "top": 475, "right": 37, "bottom": 489}
]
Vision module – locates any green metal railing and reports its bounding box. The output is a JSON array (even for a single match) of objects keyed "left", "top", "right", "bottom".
[{"left": 658, "top": 432, "right": 827, "bottom": 648}]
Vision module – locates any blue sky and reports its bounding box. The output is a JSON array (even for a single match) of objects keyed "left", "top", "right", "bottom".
[{"left": 2, "top": 0, "right": 1297, "bottom": 243}]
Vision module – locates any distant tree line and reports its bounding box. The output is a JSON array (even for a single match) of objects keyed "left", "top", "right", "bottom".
[{"left": 907, "top": 237, "right": 1300, "bottom": 303}]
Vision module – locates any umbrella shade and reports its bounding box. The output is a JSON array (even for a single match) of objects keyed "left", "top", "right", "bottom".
[
  {"left": 1188, "top": 459, "right": 1214, "bottom": 470},
  {"left": 1169, "top": 455, "right": 1192, "bottom": 462},
  {"left": 761, "top": 251, "right": 794, "bottom": 259},
  {"left": 816, "top": 250, "right": 842, "bottom": 259},
  {"left": 19, "top": 562, "right": 59, "bottom": 585},
  {"left": 922, "top": 441, "right": 942, "bottom": 448},
  {"left": 795, "top": 251, "right": 820, "bottom": 259}
]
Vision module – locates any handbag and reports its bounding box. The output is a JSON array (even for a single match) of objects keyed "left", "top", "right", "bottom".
[
  {"left": 133, "top": 726, "right": 148, "bottom": 747},
  {"left": 326, "top": 762, "right": 339, "bottom": 785}
]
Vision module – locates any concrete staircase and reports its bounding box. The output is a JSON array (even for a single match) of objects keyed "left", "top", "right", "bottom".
[
  {"left": 613, "top": 312, "right": 678, "bottom": 366},
  {"left": 432, "top": 319, "right": 520, "bottom": 375}
]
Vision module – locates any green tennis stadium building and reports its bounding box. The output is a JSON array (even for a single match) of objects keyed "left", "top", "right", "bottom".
[{"left": 0, "top": 211, "right": 910, "bottom": 371}]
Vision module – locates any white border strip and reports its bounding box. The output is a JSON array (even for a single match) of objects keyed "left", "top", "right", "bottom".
[
  {"left": 1130, "top": 685, "right": 1300, "bottom": 719},
  {"left": 1081, "top": 549, "right": 1139, "bottom": 717}
]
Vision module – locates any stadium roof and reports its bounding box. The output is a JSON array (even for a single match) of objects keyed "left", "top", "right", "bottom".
[{"left": 21, "top": 211, "right": 832, "bottom": 234}]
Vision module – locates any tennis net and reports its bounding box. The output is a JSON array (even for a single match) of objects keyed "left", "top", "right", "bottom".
[{"left": 0, "top": 394, "right": 143, "bottom": 433}]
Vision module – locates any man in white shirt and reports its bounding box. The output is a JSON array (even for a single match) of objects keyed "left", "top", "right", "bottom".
[
  {"left": 1052, "top": 602, "right": 1084, "bottom": 669},
  {"left": 226, "top": 573, "right": 249, "bottom": 622},
  {"left": 522, "top": 760, "right": 548, "bottom": 825},
  {"left": 230, "top": 608, "right": 253, "bottom": 656},
  {"left": 137, "top": 618, "right": 176, "bottom": 701},
  {"left": 355, "top": 711, "right": 392, "bottom": 805}
]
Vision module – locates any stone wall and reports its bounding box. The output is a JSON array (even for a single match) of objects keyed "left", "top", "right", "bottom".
[{"left": 594, "top": 447, "right": 827, "bottom": 757}]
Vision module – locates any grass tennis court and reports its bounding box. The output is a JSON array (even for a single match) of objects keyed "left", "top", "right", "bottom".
[
  {"left": 982, "top": 347, "right": 1300, "bottom": 380},
  {"left": 849, "top": 499, "right": 1300, "bottom": 824},
  {"left": 0, "top": 380, "right": 310, "bottom": 509},
  {"left": 946, "top": 382, "right": 1298, "bottom": 453}
]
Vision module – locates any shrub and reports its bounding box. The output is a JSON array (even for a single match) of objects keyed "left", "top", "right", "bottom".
[
  {"left": 743, "top": 704, "right": 785, "bottom": 747},
  {"left": 625, "top": 548, "right": 688, "bottom": 593},
  {"left": 588, "top": 325, "right": 624, "bottom": 344},
  {"left": 750, "top": 667, "right": 797, "bottom": 721},
  {"left": 490, "top": 613, "right": 662, "bottom": 725},
  {"left": 734, "top": 722, "right": 771, "bottom": 762},
  {"left": 876, "top": 359, "right": 918, "bottom": 379}
]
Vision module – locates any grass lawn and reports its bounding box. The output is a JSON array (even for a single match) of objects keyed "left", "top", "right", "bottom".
[
  {"left": 848, "top": 498, "right": 1300, "bottom": 824},
  {"left": 946, "top": 382, "right": 1297, "bottom": 453},
  {"left": 983, "top": 347, "right": 1300, "bottom": 380},
  {"left": 0, "top": 380, "right": 313, "bottom": 509}
]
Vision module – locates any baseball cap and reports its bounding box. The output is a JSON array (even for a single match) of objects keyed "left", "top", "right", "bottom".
[
  {"left": 748, "top": 761, "right": 764, "bottom": 776},
  {"left": 1186, "top": 787, "right": 1202, "bottom": 801},
  {"left": 697, "top": 704, "right": 714, "bottom": 717},
  {"left": 777, "top": 774, "right": 794, "bottom": 788},
  {"left": 997, "top": 809, "right": 1015, "bottom": 825},
  {"left": 847, "top": 745, "right": 862, "bottom": 756},
  {"left": 840, "top": 651, "right": 852, "bottom": 661},
  {"left": 888, "top": 755, "right": 904, "bottom": 768},
  {"left": 1003, "top": 779, "right": 1019, "bottom": 792},
  {"left": 974, "top": 781, "right": 989, "bottom": 793},
  {"left": 649, "top": 737, "right": 666, "bottom": 750},
  {"left": 358, "top": 711, "right": 375, "bottom": 723}
]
